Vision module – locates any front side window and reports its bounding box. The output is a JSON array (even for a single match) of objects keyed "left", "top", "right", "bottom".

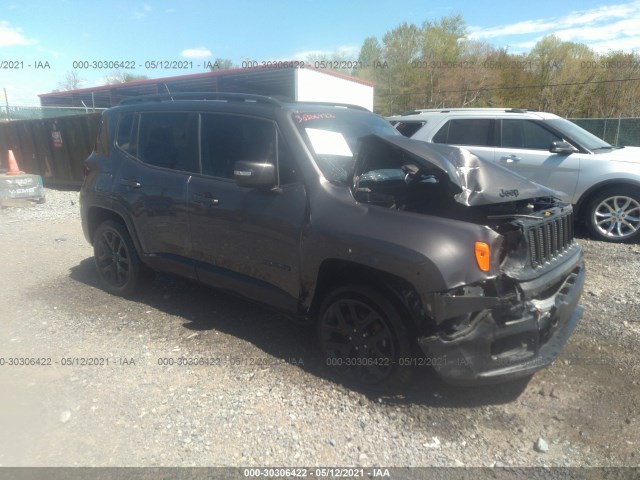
[
  {"left": 546, "top": 118, "right": 612, "bottom": 151},
  {"left": 432, "top": 119, "right": 494, "bottom": 146},
  {"left": 275, "top": 134, "right": 299, "bottom": 184},
  {"left": 200, "top": 114, "right": 277, "bottom": 180},
  {"left": 501, "top": 119, "right": 561, "bottom": 150}
]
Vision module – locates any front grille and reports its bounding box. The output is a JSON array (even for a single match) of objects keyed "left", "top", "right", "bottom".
[{"left": 527, "top": 212, "right": 573, "bottom": 268}]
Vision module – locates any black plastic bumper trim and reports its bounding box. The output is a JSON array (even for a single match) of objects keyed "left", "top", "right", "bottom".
[{"left": 418, "top": 260, "right": 585, "bottom": 385}]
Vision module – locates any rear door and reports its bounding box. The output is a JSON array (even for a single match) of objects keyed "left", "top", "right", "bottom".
[
  {"left": 431, "top": 117, "right": 496, "bottom": 162},
  {"left": 187, "top": 112, "right": 307, "bottom": 311},
  {"left": 112, "top": 111, "right": 198, "bottom": 278}
]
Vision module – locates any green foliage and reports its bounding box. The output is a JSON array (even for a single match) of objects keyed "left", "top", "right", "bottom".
[
  {"left": 357, "top": 15, "right": 640, "bottom": 117},
  {"left": 103, "top": 70, "right": 149, "bottom": 85},
  {"left": 209, "top": 58, "right": 234, "bottom": 70}
]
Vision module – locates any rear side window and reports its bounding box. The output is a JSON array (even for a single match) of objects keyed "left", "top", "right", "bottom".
[
  {"left": 94, "top": 115, "right": 109, "bottom": 156},
  {"left": 391, "top": 121, "right": 426, "bottom": 137},
  {"left": 115, "top": 113, "right": 137, "bottom": 157},
  {"left": 137, "top": 112, "right": 199, "bottom": 173},
  {"left": 433, "top": 119, "right": 494, "bottom": 146},
  {"left": 116, "top": 112, "right": 199, "bottom": 173},
  {"left": 501, "top": 119, "right": 561, "bottom": 150}
]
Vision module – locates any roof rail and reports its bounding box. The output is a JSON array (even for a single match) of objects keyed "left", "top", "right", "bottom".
[
  {"left": 293, "top": 101, "right": 369, "bottom": 112},
  {"left": 119, "top": 92, "right": 283, "bottom": 106},
  {"left": 399, "top": 108, "right": 540, "bottom": 114}
]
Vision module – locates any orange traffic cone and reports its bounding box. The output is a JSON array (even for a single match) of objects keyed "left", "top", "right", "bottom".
[{"left": 6, "top": 150, "right": 24, "bottom": 175}]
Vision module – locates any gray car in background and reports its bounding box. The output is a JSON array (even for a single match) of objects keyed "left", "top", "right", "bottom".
[{"left": 388, "top": 108, "right": 640, "bottom": 242}]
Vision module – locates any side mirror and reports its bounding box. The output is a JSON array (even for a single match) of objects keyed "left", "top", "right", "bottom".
[
  {"left": 234, "top": 161, "right": 276, "bottom": 188},
  {"left": 549, "top": 141, "right": 576, "bottom": 155}
]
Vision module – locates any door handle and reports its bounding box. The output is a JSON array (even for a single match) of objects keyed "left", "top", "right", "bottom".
[
  {"left": 119, "top": 178, "right": 141, "bottom": 188},
  {"left": 499, "top": 155, "right": 521, "bottom": 163},
  {"left": 192, "top": 193, "right": 219, "bottom": 206}
]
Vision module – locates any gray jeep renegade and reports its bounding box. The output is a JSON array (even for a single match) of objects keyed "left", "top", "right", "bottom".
[{"left": 80, "top": 93, "right": 585, "bottom": 389}]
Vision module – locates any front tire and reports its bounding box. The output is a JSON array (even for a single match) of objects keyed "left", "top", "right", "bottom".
[
  {"left": 586, "top": 187, "right": 640, "bottom": 242},
  {"left": 317, "top": 285, "right": 415, "bottom": 391},
  {"left": 93, "top": 220, "right": 145, "bottom": 296}
]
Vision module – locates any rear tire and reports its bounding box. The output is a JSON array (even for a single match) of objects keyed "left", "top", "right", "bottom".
[
  {"left": 586, "top": 187, "right": 640, "bottom": 242},
  {"left": 93, "top": 220, "right": 145, "bottom": 296},
  {"left": 317, "top": 284, "right": 415, "bottom": 391}
]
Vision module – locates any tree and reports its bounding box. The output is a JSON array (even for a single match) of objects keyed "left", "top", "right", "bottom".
[
  {"left": 418, "top": 14, "right": 475, "bottom": 108},
  {"left": 57, "top": 70, "right": 84, "bottom": 90},
  {"left": 104, "top": 70, "right": 149, "bottom": 85},
  {"left": 590, "top": 51, "right": 640, "bottom": 117},
  {"left": 209, "top": 58, "right": 234, "bottom": 70},
  {"left": 354, "top": 13, "right": 639, "bottom": 117},
  {"left": 356, "top": 36, "right": 383, "bottom": 79},
  {"left": 376, "top": 22, "right": 421, "bottom": 114},
  {"left": 527, "top": 35, "right": 597, "bottom": 116},
  {"left": 421, "top": 14, "right": 466, "bottom": 62}
]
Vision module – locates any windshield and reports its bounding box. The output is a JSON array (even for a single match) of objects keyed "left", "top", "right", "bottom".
[
  {"left": 293, "top": 110, "right": 401, "bottom": 184},
  {"left": 546, "top": 118, "right": 613, "bottom": 151}
]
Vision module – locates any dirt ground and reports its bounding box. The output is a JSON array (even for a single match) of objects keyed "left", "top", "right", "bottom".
[{"left": 0, "top": 191, "right": 639, "bottom": 472}]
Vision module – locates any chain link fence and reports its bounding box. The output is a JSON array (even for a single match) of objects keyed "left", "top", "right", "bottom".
[
  {"left": 1, "top": 105, "right": 105, "bottom": 122},
  {"left": 570, "top": 118, "right": 640, "bottom": 147}
]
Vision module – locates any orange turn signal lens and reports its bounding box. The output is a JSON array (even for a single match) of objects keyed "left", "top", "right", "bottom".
[{"left": 475, "top": 242, "right": 490, "bottom": 272}]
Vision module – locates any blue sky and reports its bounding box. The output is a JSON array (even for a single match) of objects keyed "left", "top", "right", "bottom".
[{"left": 2, "top": 0, "right": 640, "bottom": 104}]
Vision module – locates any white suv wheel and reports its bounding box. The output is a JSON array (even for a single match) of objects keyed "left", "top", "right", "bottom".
[{"left": 588, "top": 189, "right": 640, "bottom": 242}]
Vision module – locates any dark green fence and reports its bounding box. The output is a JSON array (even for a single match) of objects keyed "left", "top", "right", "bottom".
[
  {"left": 570, "top": 117, "right": 640, "bottom": 147},
  {"left": 1, "top": 106, "right": 104, "bottom": 121},
  {"left": 0, "top": 113, "right": 102, "bottom": 186}
]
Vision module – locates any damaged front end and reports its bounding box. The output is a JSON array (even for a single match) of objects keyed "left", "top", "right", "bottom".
[
  {"left": 420, "top": 205, "right": 584, "bottom": 385},
  {"left": 352, "top": 135, "right": 585, "bottom": 385}
]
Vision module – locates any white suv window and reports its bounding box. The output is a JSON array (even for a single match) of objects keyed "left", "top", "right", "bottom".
[
  {"left": 501, "top": 119, "right": 561, "bottom": 150},
  {"left": 432, "top": 119, "right": 494, "bottom": 146},
  {"left": 391, "top": 121, "right": 426, "bottom": 137}
]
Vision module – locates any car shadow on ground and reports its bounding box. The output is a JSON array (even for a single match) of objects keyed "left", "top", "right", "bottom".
[
  {"left": 573, "top": 222, "right": 591, "bottom": 240},
  {"left": 573, "top": 221, "right": 640, "bottom": 244},
  {"left": 69, "top": 257, "right": 530, "bottom": 407}
]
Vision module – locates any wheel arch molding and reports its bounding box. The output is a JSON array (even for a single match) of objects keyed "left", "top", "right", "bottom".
[
  {"left": 306, "top": 258, "right": 437, "bottom": 337},
  {"left": 86, "top": 205, "right": 145, "bottom": 257},
  {"left": 575, "top": 179, "right": 640, "bottom": 219}
]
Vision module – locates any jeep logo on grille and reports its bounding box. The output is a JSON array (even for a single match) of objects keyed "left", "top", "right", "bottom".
[{"left": 499, "top": 188, "right": 519, "bottom": 198}]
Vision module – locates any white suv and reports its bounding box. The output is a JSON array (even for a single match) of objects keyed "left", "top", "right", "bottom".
[{"left": 388, "top": 108, "right": 640, "bottom": 242}]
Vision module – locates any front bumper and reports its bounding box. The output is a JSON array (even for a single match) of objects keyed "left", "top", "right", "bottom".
[{"left": 418, "top": 255, "right": 585, "bottom": 386}]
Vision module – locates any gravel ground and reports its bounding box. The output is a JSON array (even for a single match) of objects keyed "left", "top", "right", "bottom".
[{"left": 0, "top": 188, "right": 639, "bottom": 471}]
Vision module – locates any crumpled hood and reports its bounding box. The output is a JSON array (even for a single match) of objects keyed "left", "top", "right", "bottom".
[{"left": 358, "top": 135, "right": 561, "bottom": 206}]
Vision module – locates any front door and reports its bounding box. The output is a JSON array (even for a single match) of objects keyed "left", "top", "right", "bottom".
[
  {"left": 187, "top": 113, "right": 307, "bottom": 311},
  {"left": 496, "top": 119, "right": 581, "bottom": 201}
]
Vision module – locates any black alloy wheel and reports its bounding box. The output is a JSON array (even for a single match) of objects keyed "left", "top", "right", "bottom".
[
  {"left": 93, "top": 220, "right": 144, "bottom": 296},
  {"left": 318, "top": 285, "right": 414, "bottom": 390}
]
